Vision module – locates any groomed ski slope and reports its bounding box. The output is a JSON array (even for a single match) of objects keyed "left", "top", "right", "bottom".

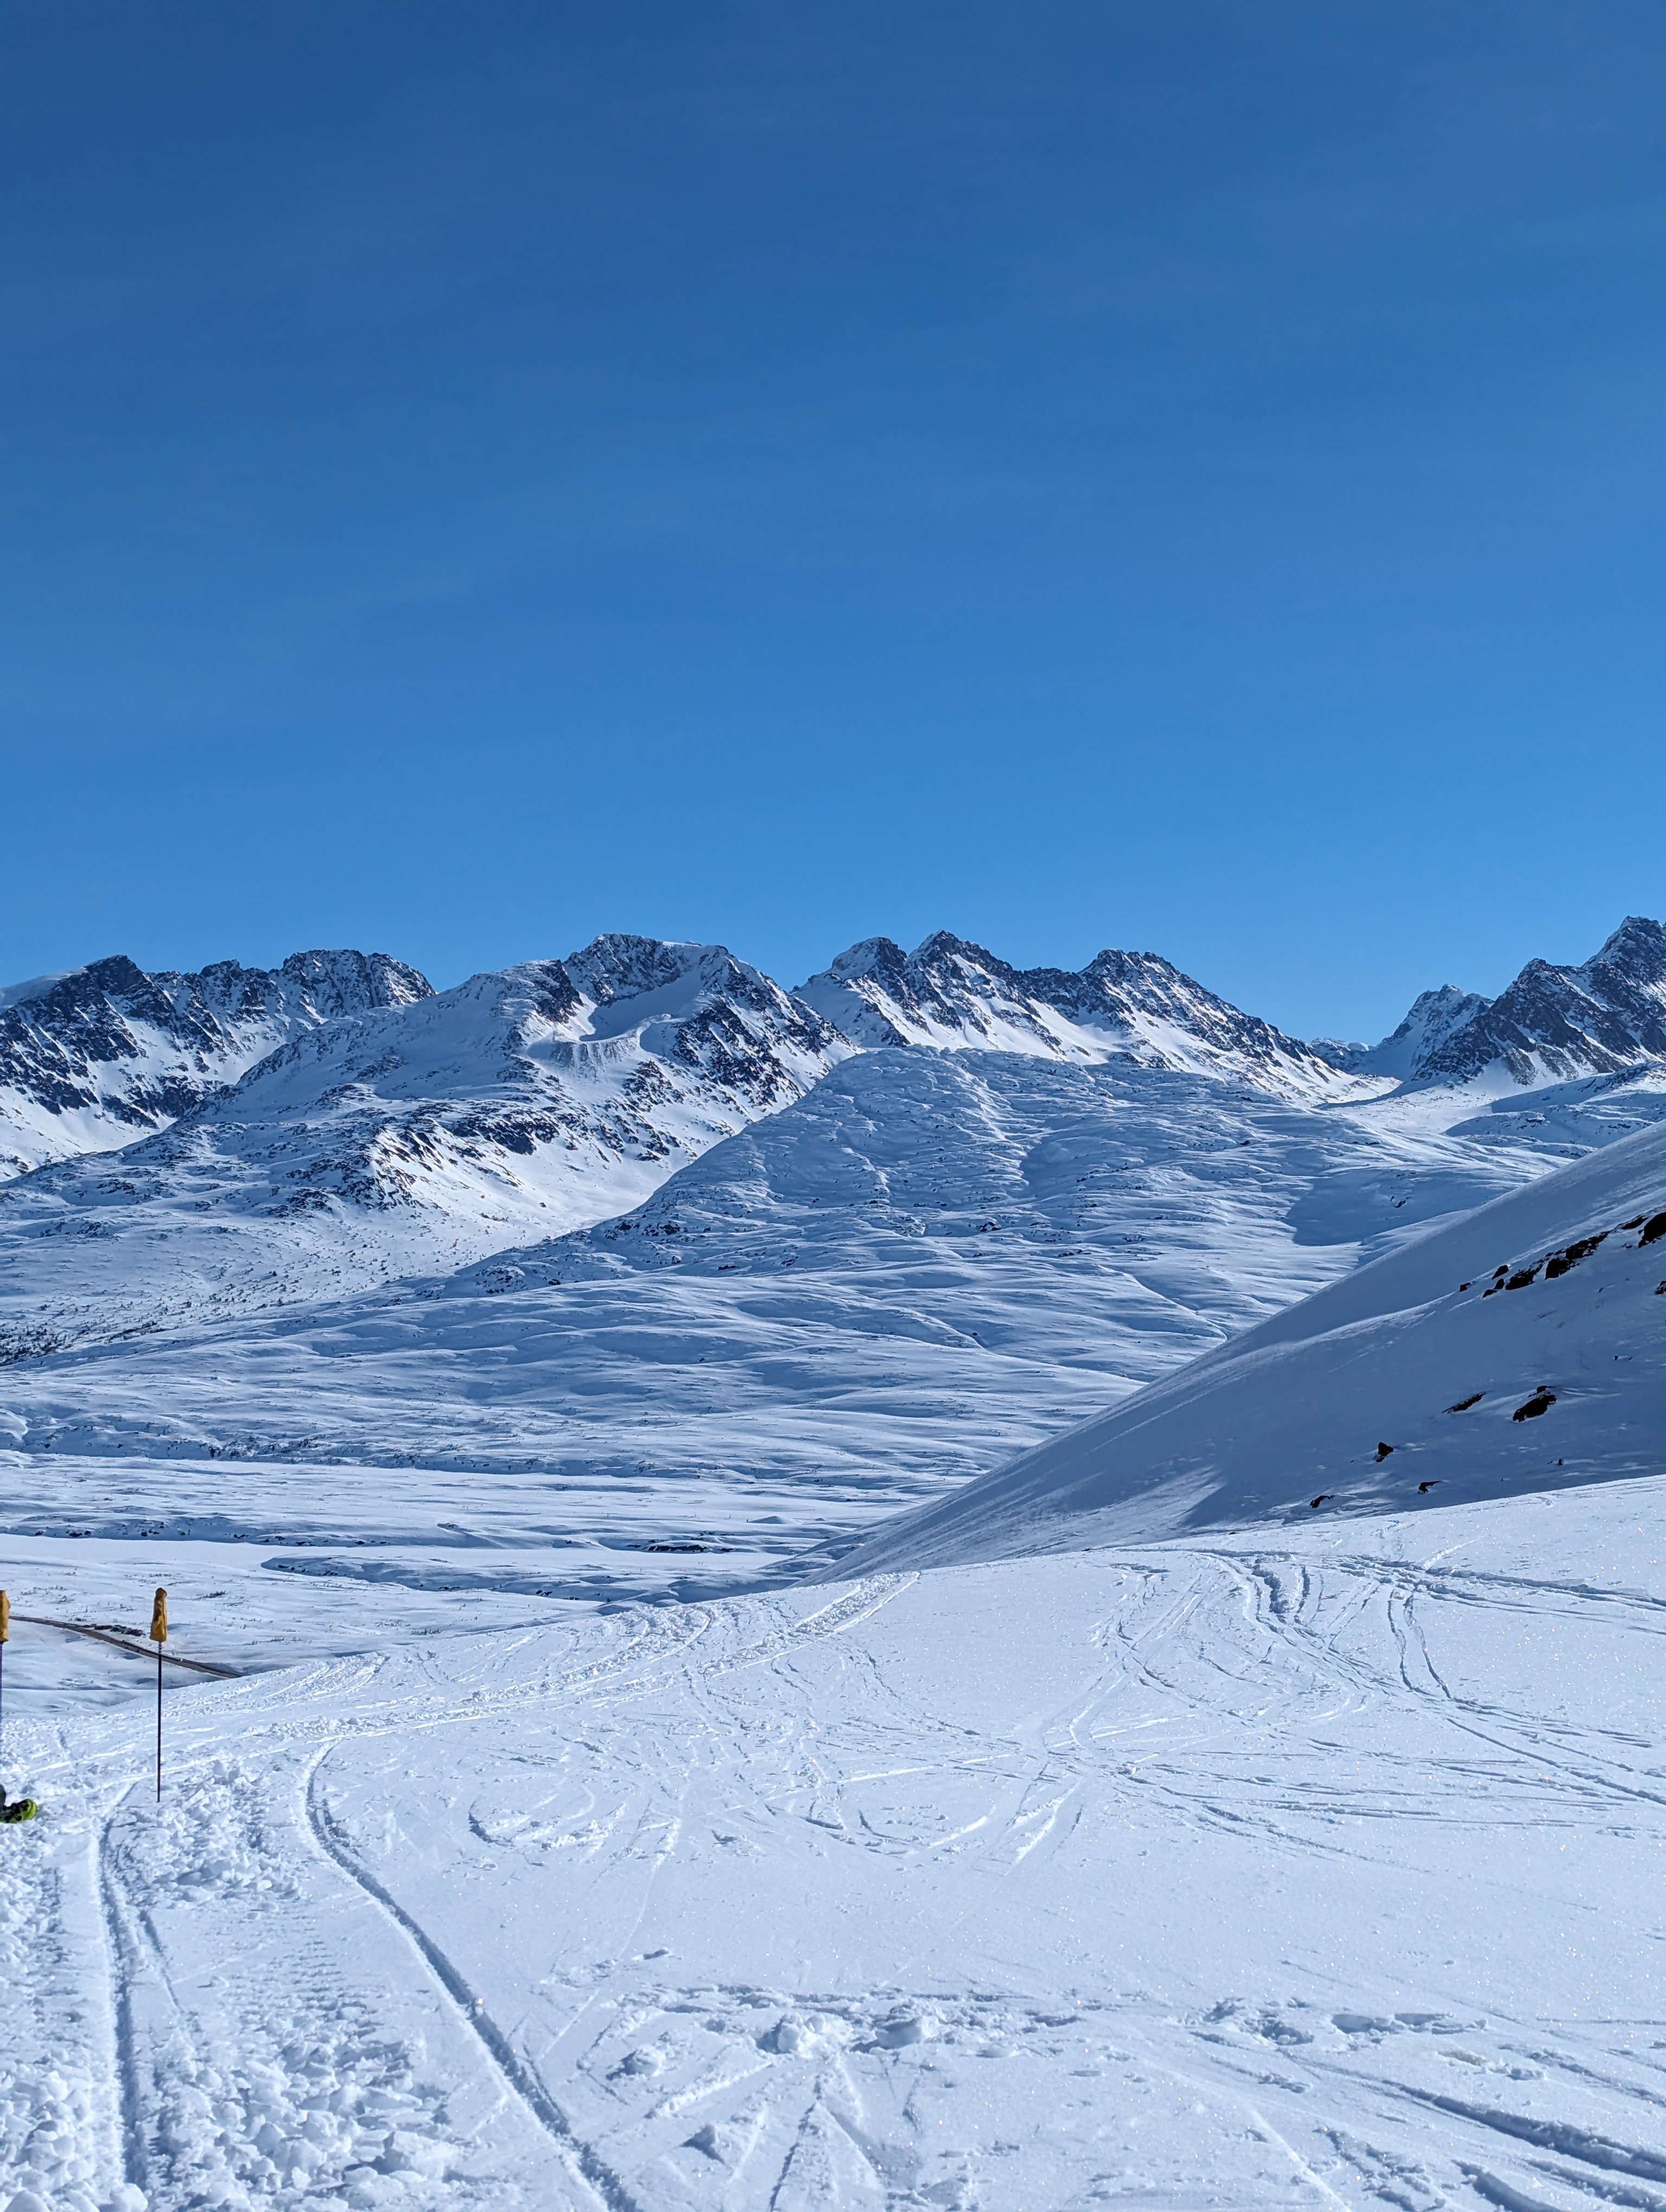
[{"left": 8, "top": 1480, "right": 1666, "bottom": 2210}]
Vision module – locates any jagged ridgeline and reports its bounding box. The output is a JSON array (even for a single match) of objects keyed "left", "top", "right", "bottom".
[
  {"left": 7, "top": 917, "right": 1664, "bottom": 1192},
  {"left": 2, "top": 918, "right": 1664, "bottom": 1377},
  {"left": 1313, "top": 915, "right": 1666, "bottom": 1084},
  {"left": 0, "top": 949, "right": 432, "bottom": 1176}
]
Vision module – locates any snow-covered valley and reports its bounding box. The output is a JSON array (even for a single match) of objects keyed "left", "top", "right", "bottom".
[{"left": 2, "top": 918, "right": 1665, "bottom": 2210}]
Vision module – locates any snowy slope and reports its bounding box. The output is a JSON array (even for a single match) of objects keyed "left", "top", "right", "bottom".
[
  {"left": 6, "top": 930, "right": 1666, "bottom": 2209},
  {"left": 9, "top": 1481, "right": 1666, "bottom": 2210},
  {"left": 799, "top": 930, "right": 1369, "bottom": 1095},
  {"left": 0, "top": 937, "right": 851, "bottom": 1359},
  {"left": 2, "top": 924, "right": 1663, "bottom": 1590},
  {"left": 0, "top": 924, "right": 1402, "bottom": 1366},
  {"left": 0, "top": 1052, "right": 1571, "bottom": 1615},
  {"left": 15, "top": 917, "right": 1657, "bottom": 1382},
  {"left": 837, "top": 1116, "right": 1666, "bottom": 1573},
  {"left": 0, "top": 949, "right": 432, "bottom": 1178}
]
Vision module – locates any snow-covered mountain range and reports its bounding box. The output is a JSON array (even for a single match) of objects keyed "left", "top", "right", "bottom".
[
  {"left": 0, "top": 948, "right": 431, "bottom": 1177},
  {"left": 5, "top": 917, "right": 1666, "bottom": 2212},
  {"left": 9, "top": 914, "right": 1662, "bottom": 1214},
  {"left": 2, "top": 913, "right": 1663, "bottom": 1616},
  {"left": 2, "top": 916, "right": 1663, "bottom": 1382},
  {"left": 0, "top": 936, "right": 853, "bottom": 1355},
  {"left": 797, "top": 930, "right": 1359, "bottom": 1092}
]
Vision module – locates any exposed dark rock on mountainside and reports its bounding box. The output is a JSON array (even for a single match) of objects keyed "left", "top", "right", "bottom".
[
  {"left": 566, "top": 935, "right": 845, "bottom": 1102},
  {"left": 9, "top": 914, "right": 1666, "bottom": 1211},
  {"left": 1325, "top": 918, "right": 1666, "bottom": 1088},
  {"left": 0, "top": 948, "right": 432, "bottom": 1174},
  {"left": 0, "top": 935, "right": 861, "bottom": 1352},
  {"left": 796, "top": 931, "right": 1356, "bottom": 1092},
  {"left": 1420, "top": 916, "right": 1666, "bottom": 1084}
]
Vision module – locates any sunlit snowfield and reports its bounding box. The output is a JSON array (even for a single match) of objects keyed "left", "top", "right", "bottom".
[
  {"left": 4, "top": 957, "right": 1666, "bottom": 2208},
  {"left": 7, "top": 1482, "right": 1666, "bottom": 2210},
  {"left": 0, "top": 1052, "right": 1625, "bottom": 1622}
]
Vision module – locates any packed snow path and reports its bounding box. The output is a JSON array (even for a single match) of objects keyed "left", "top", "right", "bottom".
[{"left": 8, "top": 1479, "right": 1666, "bottom": 2210}]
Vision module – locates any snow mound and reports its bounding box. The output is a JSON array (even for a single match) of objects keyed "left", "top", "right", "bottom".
[{"left": 836, "top": 1116, "right": 1666, "bottom": 1570}]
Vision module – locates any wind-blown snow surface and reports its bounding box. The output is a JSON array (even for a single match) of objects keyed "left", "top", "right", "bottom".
[
  {"left": 0, "top": 1053, "right": 1578, "bottom": 1610},
  {"left": 836, "top": 1117, "right": 1666, "bottom": 1575},
  {"left": 10, "top": 1483, "right": 1666, "bottom": 2210}
]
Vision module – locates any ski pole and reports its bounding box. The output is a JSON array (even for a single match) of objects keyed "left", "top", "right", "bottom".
[{"left": 150, "top": 1588, "right": 168, "bottom": 1800}]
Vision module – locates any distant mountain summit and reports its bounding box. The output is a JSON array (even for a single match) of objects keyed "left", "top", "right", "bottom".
[
  {"left": 1331, "top": 917, "right": 1666, "bottom": 1089},
  {"left": 0, "top": 948, "right": 432, "bottom": 1176},
  {"left": 798, "top": 931, "right": 1359, "bottom": 1096},
  {"left": 198, "top": 931, "right": 852, "bottom": 1222},
  {"left": 0, "top": 934, "right": 856, "bottom": 1353}
]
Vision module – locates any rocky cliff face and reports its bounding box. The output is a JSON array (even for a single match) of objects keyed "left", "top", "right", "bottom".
[
  {"left": 1344, "top": 918, "right": 1666, "bottom": 1088},
  {"left": 0, "top": 949, "right": 432, "bottom": 1176},
  {"left": 798, "top": 931, "right": 1363, "bottom": 1096}
]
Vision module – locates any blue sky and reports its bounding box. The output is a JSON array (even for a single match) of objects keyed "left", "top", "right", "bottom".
[{"left": 4, "top": 1, "right": 1663, "bottom": 1040}]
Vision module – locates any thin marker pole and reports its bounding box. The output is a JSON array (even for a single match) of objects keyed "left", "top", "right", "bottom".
[
  {"left": 1, "top": 1590, "right": 9, "bottom": 1783},
  {"left": 149, "top": 1588, "right": 168, "bottom": 1800}
]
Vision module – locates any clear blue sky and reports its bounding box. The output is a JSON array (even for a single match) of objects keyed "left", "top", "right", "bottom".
[{"left": 4, "top": 1, "right": 1663, "bottom": 1041}]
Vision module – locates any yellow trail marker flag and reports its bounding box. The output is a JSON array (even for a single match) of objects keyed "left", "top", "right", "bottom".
[{"left": 150, "top": 1587, "right": 168, "bottom": 1800}]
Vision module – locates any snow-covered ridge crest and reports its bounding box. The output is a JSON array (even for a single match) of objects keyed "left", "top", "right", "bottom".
[
  {"left": 0, "top": 947, "right": 432, "bottom": 1178},
  {"left": 208, "top": 933, "right": 853, "bottom": 1194},
  {"left": 798, "top": 929, "right": 1366, "bottom": 1097}
]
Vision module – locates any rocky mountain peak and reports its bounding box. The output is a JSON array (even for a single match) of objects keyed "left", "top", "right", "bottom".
[
  {"left": 1364, "top": 915, "right": 1666, "bottom": 1088},
  {"left": 276, "top": 948, "right": 434, "bottom": 1016},
  {"left": 0, "top": 947, "right": 437, "bottom": 1179},
  {"left": 799, "top": 932, "right": 1362, "bottom": 1094},
  {"left": 1584, "top": 915, "right": 1666, "bottom": 992},
  {"left": 1331, "top": 983, "right": 1490, "bottom": 1081},
  {"left": 563, "top": 933, "right": 707, "bottom": 1006}
]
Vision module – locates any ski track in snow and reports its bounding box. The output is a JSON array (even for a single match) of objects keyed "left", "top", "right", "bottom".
[{"left": 9, "top": 1509, "right": 1666, "bottom": 2209}]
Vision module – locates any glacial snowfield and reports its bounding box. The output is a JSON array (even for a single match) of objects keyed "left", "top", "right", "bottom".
[{"left": 3, "top": 923, "right": 1666, "bottom": 2209}]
